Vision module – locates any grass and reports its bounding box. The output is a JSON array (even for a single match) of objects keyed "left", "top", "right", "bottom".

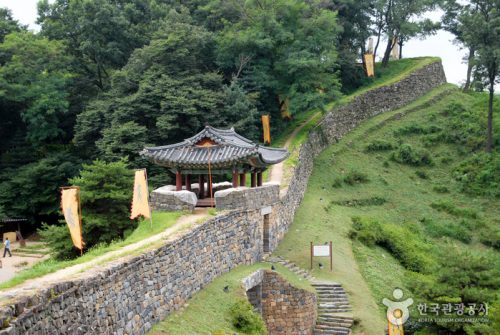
[
  {"left": 0, "top": 211, "right": 182, "bottom": 290},
  {"left": 149, "top": 262, "right": 313, "bottom": 335},
  {"left": 272, "top": 84, "right": 499, "bottom": 334}
]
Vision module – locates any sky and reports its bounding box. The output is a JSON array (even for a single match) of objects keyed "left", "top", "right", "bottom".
[{"left": 1, "top": 0, "right": 468, "bottom": 86}]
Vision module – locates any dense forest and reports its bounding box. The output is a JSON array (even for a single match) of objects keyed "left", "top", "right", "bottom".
[{"left": 0, "top": 0, "right": 497, "bottom": 230}]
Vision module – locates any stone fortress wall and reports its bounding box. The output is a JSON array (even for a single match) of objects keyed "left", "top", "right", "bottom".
[{"left": 0, "top": 60, "right": 446, "bottom": 335}]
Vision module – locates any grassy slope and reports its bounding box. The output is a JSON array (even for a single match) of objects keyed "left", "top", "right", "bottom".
[
  {"left": 274, "top": 84, "right": 499, "bottom": 334},
  {"left": 0, "top": 211, "right": 182, "bottom": 290},
  {"left": 150, "top": 263, "right": 314, "bottom": 335}
]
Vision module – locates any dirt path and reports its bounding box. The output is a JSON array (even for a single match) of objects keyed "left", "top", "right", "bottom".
[
  {"left": 0, "top": 209, "right": 209, "bottom": 299},
  {"left": 268, "top": 112, "right": 321, "bottom": 190},
  {"left": 0, "top": 242, "right": 49, "bottom": 283}
]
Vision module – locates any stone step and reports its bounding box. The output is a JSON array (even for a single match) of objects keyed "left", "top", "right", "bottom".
[
  {"left": 319, "top": 308, "right": 352, "bottom": 313},
  {"left": 317, "top": 296, "right": 349, "bottom": 301},
  {"left": 318, "top": 315, "right": 354, "bottom": 323},
  {"left": 315, "top": 324, "right": 351, "bottom": 331},
  {"left": 317, "top": 321, "right": 353, "bottom": 328},
  {"left": 314, "top": 327, "right": 350, "bottom": 335}
]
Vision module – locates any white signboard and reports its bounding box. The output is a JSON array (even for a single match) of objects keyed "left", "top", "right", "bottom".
[{"left": 313, "top": 245, "right": 330, "bottom": 257}]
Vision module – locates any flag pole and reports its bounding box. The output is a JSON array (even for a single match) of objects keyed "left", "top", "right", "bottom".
[{"left": 144, "top": 168, "right": 153, "bottom": 228}]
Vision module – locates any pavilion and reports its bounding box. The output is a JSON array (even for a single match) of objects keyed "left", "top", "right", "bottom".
[{"left": 140, "top": 126, "right": 289, "bottom": 206}]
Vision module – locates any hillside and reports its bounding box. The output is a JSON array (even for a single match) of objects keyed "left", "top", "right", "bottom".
[{"left": 274, "top": 84, "right": 499, "bottom": 334}]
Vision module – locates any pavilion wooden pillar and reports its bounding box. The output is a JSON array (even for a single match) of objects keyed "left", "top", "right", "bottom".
[
  {"left": 232, "top": 171, "right": 239, "bottom": 188},
  {"left": 257, "top": 171, "right": 263, "bottom": 187},
  {"left": 251, "top": 172, "right": 257, "bottom": 188},
  {"left": 176, "top": 171, "right": 182, "bottom": 191},
  {"left": 185, "top": 174, "right": 191, "bottom": 191},
  {"left": 239, "top": 173, "right": 246, "bottom": 187},
  {"left": 208, "top": 175, "right": 213, "bottom": 198},
  {"left": 199, "top": 175, "right": 205, "bottom": 198}
]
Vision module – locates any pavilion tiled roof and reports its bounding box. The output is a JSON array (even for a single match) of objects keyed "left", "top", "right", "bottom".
[{"left": 140, "top": 126, "right": 289, "bottom": 170}]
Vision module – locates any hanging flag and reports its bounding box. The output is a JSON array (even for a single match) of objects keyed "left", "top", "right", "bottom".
[
  {"left": 262, "top": 114, "right": 271, "bottom": 145},
  {"left": 61, "top": 187, "right": 84, "bottom": 252},
  {"left": 364, "top": 53, "right": 375, "bottom": 77},
  {"left": 131, "top": 169, "right": 151, "bottom": 219}
]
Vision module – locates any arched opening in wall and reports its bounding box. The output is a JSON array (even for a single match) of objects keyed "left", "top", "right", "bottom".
[{"left": 263, "top": 214, "right": 270, "bottom": 253}]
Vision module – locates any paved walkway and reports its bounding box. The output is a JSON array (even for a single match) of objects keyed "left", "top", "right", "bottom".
[{"left": 0, "top": 209, "right": 209, "bottom": 300}]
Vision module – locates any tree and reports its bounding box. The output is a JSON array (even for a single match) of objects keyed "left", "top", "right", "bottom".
[
  {"left": 216, "top": 0, "right": 341, "bottom": 118},
  {"left": 458, "top": 0, "right": 499, "bottom": 153},
  {"left": 37, "top": 0, "right": 169, "bottom": 91},
  {"left": 0, "top": 8, "right": 24, "bottom": 42},
  {"left": 74, "top": 9, "right": 226, "bottom": 164},
  {"left": 374, "top": 0, "right": 440, "bottom": 66},
  {"left": 40, "top": 159, "right": 135, "bottom": 259}
]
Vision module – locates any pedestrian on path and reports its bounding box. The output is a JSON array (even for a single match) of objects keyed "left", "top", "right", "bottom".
[{"left": 3, "top": 238, "right": 12, "bottom": 258}]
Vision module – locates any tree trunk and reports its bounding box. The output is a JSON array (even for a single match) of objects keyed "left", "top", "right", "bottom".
[
  {"left": 381, "top": 37, "right": 393, "bottom": 67},
  {"left": 463, "top": 47, "right": 475, "bottom": 91},
  {"left": 486, "top": 81, "right": 494, "bottom": 153},
  {"left": 399, "top": 40, "right": 403, "bottom": 59}
]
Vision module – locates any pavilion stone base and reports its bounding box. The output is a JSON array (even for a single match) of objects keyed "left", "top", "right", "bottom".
[
  {"left": 150, "top": 189, "right": 197, "bottom": 212},
  {"left": 215, "top": 184, "right": 280, "bottom": 210}
]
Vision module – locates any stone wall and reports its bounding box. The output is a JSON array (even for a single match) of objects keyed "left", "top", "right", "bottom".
[
  {"left": 0, "top": 60, "right": 446, "bottom": 335},
  {"left": 150, "top": 189, "right": 197, "bottom": 212},
  {"left": 261, "top": 271, "right": 316, "bottom": 335},
  {"left": 242, "top": 270, "right": 317, "bottom": 335},
  {"left": 215, "top": 184, "right": 280, "bottom": 211}
]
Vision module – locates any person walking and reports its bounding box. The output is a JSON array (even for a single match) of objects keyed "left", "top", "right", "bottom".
[{"left": 3, "top": 237, "right": 12, "bottom": 257}]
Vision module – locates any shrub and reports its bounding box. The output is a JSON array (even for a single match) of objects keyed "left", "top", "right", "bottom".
[
  {"left": 420, "top": 218, "right": 472, "bottom": 244},
  {"left": 453, "top": 152, "right": 500, "bottom": 197},
  {"left": 229, "top": 300, "right": 267, "bottom": 335},
  {"left": 365, "top": 139, "right": 396, "bottom": 152},
  {"left": 332, "top": 197, "right": 387, "bottom": 207},
  {"left": 391, "top": 144, "right": 432, "bottom": 166},
  {"left": 350, "top": 217, "right": 434, "bottom": 272},
  {"left": 40, "top": 159, "right": 136, "bottom": 259},
  {"left": 394, "top": 123, "right": 442, "bottom": 136},
  {"left": 415, "top": 170, "right": 429, "bottom": 179},
  {"left": 480, "top": 226, "right": 500, "bottom": 250},
  {"left": 430, "top": 201, "right": 478, "bottom": 219},
  {"left": 332, "top": 178, "right": 343, "bottom": 188},
  {"left": 343, "top": 171, "right": 370, "bottom": 185},
  {"left": 432, "top": 185, "right": 449, "bottom": 193}
]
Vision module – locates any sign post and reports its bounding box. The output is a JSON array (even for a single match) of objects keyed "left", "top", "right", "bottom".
[{"left": 311, "top": 241, "right": 333, "bottom": 271}]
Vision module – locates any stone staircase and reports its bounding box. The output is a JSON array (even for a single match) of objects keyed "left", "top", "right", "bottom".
[
  {"left": 268, "top": 256, "right": 353, "bottom": 335},
  {"left": 312, "top": 282, "right": 353, "bottom": 335}
]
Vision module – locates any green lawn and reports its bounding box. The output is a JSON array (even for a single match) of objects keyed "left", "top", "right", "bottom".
[
  {"left": 149, "top": 262, "right": 313, "bottom": 335},
  {"left": 273, "top": 84, "right": 499, "bottom": 334},
  {"left": 0, "top": 211, "right": 182, "bottom": 290}
]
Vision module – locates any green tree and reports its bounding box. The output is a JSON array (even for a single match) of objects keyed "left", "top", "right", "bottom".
[
  {"left": 37, "top": 0, "right": 169, "bottom": 90},
  {"left": 74, "top": 9, "right": 226, "bottom": 163},
  {"left": 458, "top": 0, "right": 499, "bottom": 152},
  {"left": 0, "top": 8, "right": 23, "bottom": 42},
  {"left": 40, "top": 159, "right": 135, "bottom": 259},
  {"left": 216, "top": 0, "right": 341, "bottom": 118}
]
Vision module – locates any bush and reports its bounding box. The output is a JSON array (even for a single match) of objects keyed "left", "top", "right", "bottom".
[
  {"left": 365, "top": 139, "right": 396, "bottom": 152},
  {"left": 343, "top": 171, "right": 370, "bottom": 185},
  {"left": 229, "top": 300, "right": 267, "bottom": 335},
  {"left": 394, "top": 123, "right": 442, "bottom": 136},
  {"left": 391, "top": 144, "right": 432, "bottom": 166},
  {"left": 453, "top": 152, "right": 500, "bottom": 197},
  {"left": 415, "top": 170, "right": 429, "bottom": 179},
  {"left": 350, "top": 217, "right": 434, "bottom": 272},
  {"left": 430, "top": 201, "right": 478, "bottom": 219},
  {"left": 420, "top": 218, "right": 472, "bottom": 244},
  {"left": 40, "top": 159, "right": 136, "bottom": 259},
  {"left": 332, "top": 197, "right": 387, "bottom": 207},
  {"left": 432, "top": 185, "right": 449, "bottom": 193}
]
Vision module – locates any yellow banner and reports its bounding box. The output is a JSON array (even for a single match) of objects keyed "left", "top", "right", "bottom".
[
  {"left": 61, "top": 187, "right": 84, "bottom": 251},
  {"left": 262, "top": 115, "right": 271, "bottom": 144},
  {"left": 364, "top": 53, "right": 375, "bottom": 77},
  {"left": 131, "top": 169, "right": 151, "bottom": 219},
  {"left": 388, "top": 320, "right": 404, "bottom": 335}
]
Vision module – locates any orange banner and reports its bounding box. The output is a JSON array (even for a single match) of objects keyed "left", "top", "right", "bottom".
[
  {"left": 364, "top": 53, "right": 375, "bottom": 77},
  {"left": 131, "top": 169, "right": 151, "bottom": 219},
  {"left": 61, "top": 187, "right": 84, "bottom": 251},
  {"left": 262, "top": 114, "right": 271, "bottom": 144}
]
